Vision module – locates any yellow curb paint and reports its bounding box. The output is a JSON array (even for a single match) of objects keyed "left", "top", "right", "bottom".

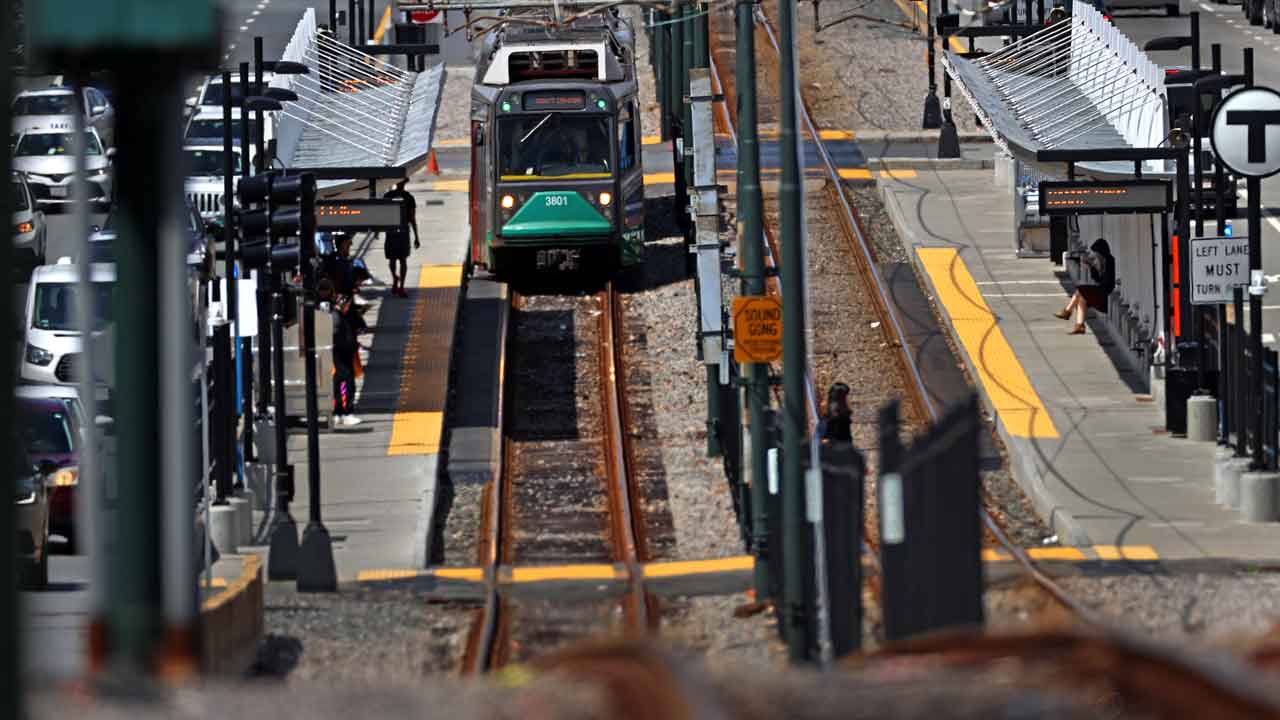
[
  {"left": 434, "top": 137, "right": 471, "bottom": 147},
  {"left": 435, "top": 567, "right": 485, "bottom": 582},
  {"left": 388, "top": 411, "right": 443, "bottom": 455},
  {"left": 429, "top": 179, "right": 469, "bottom": 192},
  {"left": 838, "top": 168, "right": 873, "bottom": 180},
  {"left": 981, "top": 549, "right": 1011, "bottom": 562},
  {"left": 508, "top": 564, "right": 622, "bottom": 583},
  {"left": 1028, "top": 547, "right": 1087, "bottom": 561},
  {"left": 357, "top": 569, "right": 423, "bottom": 582},
  {"left": 199, "top": 577, "right": 228, "bottom": 588},
  {"left": 916, "top": 247, "right": 1058, "bottom": 438},
  {"left": 200, "top": 555, "right": 261, "bottom": 613},
  {"left": 1093, "top": 545, "right": 1159, "bottom": 561},
  {"left": 877, "top": 169, "right": 919, "bottom": 179},
  {"left": 419, "top": 263, "right": 463, "bottom": 289},
  {"left": 642, "top": 135, "right": 664, "bottom": 146},
  {"left": 372, "top": 5, "right": 393, "bottom": 44},
  {"left": 643, "top": 555, "right": 754, "bottom": 578},
  {"left": 644, "top": 172, "right": 676, "bottom": 185}
]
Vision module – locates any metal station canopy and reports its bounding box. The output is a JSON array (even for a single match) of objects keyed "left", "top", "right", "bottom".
[
  {"left": 944, "top": 1, "right": 1170, "bottom": 178},
  {"left": 271, "top": 9, "right": 445, "bottom": 185}
]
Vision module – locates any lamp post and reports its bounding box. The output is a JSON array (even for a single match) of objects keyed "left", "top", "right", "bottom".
[{"left": 923, "top": 0, "right": 941, "bottom": 129}]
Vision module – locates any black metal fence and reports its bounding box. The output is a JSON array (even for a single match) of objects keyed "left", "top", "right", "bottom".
[
  {"left": 1222, "top": 319, "right": 1280, "bottom": 469},
  {"left": 878, "top": 395, "right": 984, "bottom": 643}
]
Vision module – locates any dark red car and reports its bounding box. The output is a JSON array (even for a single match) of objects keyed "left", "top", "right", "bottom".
[{"left": 18, "top": 396, "right": 81, "bottom": 551}]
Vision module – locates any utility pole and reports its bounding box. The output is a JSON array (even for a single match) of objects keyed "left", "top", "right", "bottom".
[
  {"left": 1242, "top": 47, "right": 1265, "bottom": 469},
  {"left": 734, "top": 0, "right": 771, "bottom": 601},
  {"left": 777, "top": 0, "right": 811, "bottom": 663}
]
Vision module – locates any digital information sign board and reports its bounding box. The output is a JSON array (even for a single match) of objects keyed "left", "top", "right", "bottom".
[
  {"left": 1038, "top": 180, "right": 1172, "bottom": 215},
  {"left": 315, "top": 200, "right": 406, "bottom": 231},
  {"left": 522, "top": 91, "right": 586, "bottom": 111}
]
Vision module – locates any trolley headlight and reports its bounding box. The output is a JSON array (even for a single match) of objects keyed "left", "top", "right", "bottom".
[
  {"left": 597, "top": 191, "right": 612, "bottom": 207},
  {"left": 52, "top": 467, "right": 79, "bottom": 488},
  {"left": 501, "top": 194, "right": 516, "bottom": 210}
]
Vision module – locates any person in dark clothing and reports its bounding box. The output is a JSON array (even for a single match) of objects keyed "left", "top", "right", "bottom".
[
  {"left": 319, "top": 278, "right": 362, "bottom": 427},
  {"left": 382, "top": 180, "right": 420, "bottom": 298},
  {"left": 1055, "top": 238, "right": 1116, "bottom": 335}
]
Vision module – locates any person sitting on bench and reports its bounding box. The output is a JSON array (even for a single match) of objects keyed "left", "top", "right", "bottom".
[{"left": 1055, "top": 238, "right": 1115, "bottom": 335}]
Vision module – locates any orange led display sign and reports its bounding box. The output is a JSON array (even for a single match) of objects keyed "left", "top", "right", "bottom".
[{"left": 1038, "top": 180, "right": 1171, "bottom": 215}]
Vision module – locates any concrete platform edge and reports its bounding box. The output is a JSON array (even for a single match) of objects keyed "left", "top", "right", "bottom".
[
  {"left": 416, "top": 261, "right": 474, "bottom": 569},
  {"left": 878, "top": 178, "right": 1094, "bottom": 547},
  {"left": 199, "top": 554, "right": 264, "bottom": 676}
]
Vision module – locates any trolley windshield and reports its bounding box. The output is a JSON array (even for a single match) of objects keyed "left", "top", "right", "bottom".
[{"left": 498, "top": 114, "right": 611, "bottom": 180}]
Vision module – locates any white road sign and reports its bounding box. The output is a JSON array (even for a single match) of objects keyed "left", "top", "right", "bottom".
[
  {"left": 1191, "top": 235, "right": 1250, "bottom": 305},
  {"left": 1210, "top": 86, "right": 1280, "bottom": 179}
]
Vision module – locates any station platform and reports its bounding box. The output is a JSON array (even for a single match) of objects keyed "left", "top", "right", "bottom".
[
  {"left": 878, "top": 167, "right": 1280, "bottom": 561},
  {"left": 267, "top": 178, "right": 468, "bottom": 581}
]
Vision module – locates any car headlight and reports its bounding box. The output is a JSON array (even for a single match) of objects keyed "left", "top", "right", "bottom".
[
  {"left": 15, "top": 221, "right": 33, "bottom": 234},
  {"left": 25, "top": 344, "right": 53, "bottom": 366},
  {"left": 90, "top": 167, "right": 109, "bottom": 177},
  {"left": 52, "top": 467, "right": 78, "bottom": 487}
]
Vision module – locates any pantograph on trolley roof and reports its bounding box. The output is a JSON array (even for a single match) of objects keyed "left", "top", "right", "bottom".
[{"left": 944, "top": 1, "right": 1171, "bottom": 177}]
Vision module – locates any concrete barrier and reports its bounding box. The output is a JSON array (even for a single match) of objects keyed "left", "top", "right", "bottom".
[
  {"left": 1241, "top": 472, "right": 1279, "bottom": 523},
  {"left": 200, "top": 554, "right": 264, "bottom": 675},
  {"left": 1216, "top": 457, "right": 1252, "bottom": 509}
]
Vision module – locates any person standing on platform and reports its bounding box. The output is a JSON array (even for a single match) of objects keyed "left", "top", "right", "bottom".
[
  {"left": 383, "top": 180, "right": 420, "bottom": 298},
  {"left": 319, "top": 278, "right": 362, "bottom": 427}
]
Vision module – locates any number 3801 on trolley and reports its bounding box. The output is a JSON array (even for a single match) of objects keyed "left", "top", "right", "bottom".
[{"left": 468, "top": 13, "right": 645, "bottom": 275}]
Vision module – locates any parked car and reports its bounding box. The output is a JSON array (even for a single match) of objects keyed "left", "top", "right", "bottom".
[
  {"left": 18, "top": 396, "right": 82, "bottom": 553},
  {"left": 11, "top": 170, "right": 47, "bottom": 267},
  {"left": 13, "top": 435, "right": 52, "bottom": 589},
  {"left": 20, "top": 260, "right": 116, "bottom": 389},
  {"left": 184, "top": 143, "right": 243, "bottom": 221},
  {"left": 11, "top": 85, "right": 115, "bottom": 149},
  {"left": 183, "top": 106, "right": 267, "bottom": 149},
  {"left": 10, "top": 127, "right": 114, "bottom": 212},
  {"left": 185, "top": 72, "right": 273, "bottom": 112}
]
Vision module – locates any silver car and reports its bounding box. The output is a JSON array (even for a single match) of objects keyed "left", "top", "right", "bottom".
[
  {"left": 11, "top": 128, "right": 114, "bottom": 212},
  {"left": 184, "top": 144, "right": 242, "bottom": 221},
  {"left": 12, "top": 86, "right": 114, "bottom": 149},
  {"left": 11, "top": 171, "right": 47, "bottom": 265}
]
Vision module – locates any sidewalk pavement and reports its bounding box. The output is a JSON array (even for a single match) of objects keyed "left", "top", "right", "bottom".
[
  {"left": 274, "top": 178, "right": 468, "bottom": 580},
  {"left": 879, "top": 168, "right": 1280, "bottom": 561}
]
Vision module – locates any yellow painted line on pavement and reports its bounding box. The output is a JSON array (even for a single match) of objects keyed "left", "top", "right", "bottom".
[
  {"left": 201, "top": 555, "right": 261, "bottom": 612},
  {"left": 357, "top": 569, "right": 423, "bottom": 582},
  {"left": 894, "top": 0, "right": 968, "bottom": 52},
  {"left": 199, "top": 577, "right": 228, "bottom": 588},
  {"left": 508, "top": 564, "right": 623, "bottom": 583},
  {"left": 429, "top": 179, "right": 469, "bottom": 192},
  {"left": 1093, "top": 545, "right": 1159, "bottom": 561},
  {"left": 645, "top": 172, "right": 676, "bottom": 185},
  {"left": 643, "top": 555, "right": 753, "bottom": 579},
  {"left": 419, "top": 264, "right": 464, "bottom": 288},
  {"left": 434, "top": 137, "right": 471, "bottom": 148},
  {"left": 372, "top": 5, "right": 393, "bottom": 44},
  {"left": 917, "top": 247, "right": 1058, "bottom": 438},
  {"left": 436, "top": 567, "right": 485, "bottom": 581}
]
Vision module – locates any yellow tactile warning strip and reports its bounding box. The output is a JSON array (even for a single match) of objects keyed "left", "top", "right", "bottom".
[
  {"left": 892, "top": 0, "right": 968, "bottom": 52},
  {"left": 354, "top": 546, "right": 1159, "bottom": 584},
  {"left": 387, "top": 264, "right": 462, "bottom": 456},
  {"left": 428, "top": 179, "right": 469, "bottom": 192},
  {"left": 916, "top": 247, "right": 1059, "bottom": 439},
  {"left": 838, "top": 168, "right": 919, "bottom": 181}
]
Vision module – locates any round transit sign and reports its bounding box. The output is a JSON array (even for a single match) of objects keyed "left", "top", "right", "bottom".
[{"left": 1210, "top": 85, "right": 1280, "bottom": 179}]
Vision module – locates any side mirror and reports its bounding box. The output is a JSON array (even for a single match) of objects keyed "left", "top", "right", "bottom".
[
  {"left": 91, "top": 104, "right": 107, "bottom": 116},
  {"left": 38, "top": 460, "right": 57, "bottom": 477},
  {"left": 185, "top": 96, "right": 198, "bottom": 108},
  {"left": 105, "top": 148, "right": 116, "bottom": 160},
  {"left": 94, "top": 415, "right": 115, "bottom": 435}
]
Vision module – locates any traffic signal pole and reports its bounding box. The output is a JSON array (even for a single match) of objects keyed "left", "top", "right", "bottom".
[
  {"left": 296, "top": 174, "right": 338, "bottom": 592},
  {"left": 735, "top": 0, "right": 771, "bottom": 601}
]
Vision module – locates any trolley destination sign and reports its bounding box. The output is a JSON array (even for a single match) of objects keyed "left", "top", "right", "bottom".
[
  {"left": 1038, "top": 180, "right": 1172, "bottom": 215},
  {"left": 1190, "top": 235, "right": 1250, "bottom": 305},
  {"left": 733, "top": 295, "right": 783, "bottom": 363},
  {"left": 315, "top": 199, "right": 407, "bottom": 231}
]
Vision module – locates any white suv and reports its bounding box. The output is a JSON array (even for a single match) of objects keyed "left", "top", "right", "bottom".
[{"left": 21, "top": 260, "right": 115, "bottom": 387}]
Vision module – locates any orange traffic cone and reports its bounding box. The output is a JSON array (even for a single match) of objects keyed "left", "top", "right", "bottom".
[{"left": 427, "top": 148, "right": 441, "bottom": 176}]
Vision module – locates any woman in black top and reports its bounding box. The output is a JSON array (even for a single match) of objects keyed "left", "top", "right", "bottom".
[
  {"left": 319, "top": 278, "right": 362, "bottom": 427},
  {"left": 1055, "top": 238, "right": 1115, "bottom": 335}
]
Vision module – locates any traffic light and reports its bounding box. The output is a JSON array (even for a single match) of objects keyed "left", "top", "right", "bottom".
[{"left": 237, "top": 172, "right": 317, "bottom": 242}]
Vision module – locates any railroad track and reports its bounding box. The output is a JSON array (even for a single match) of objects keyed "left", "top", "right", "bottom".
[
  {"left": 462, "top": 283, "right": 655, "bottom": 673},
  {"left": 704, "top": 5, "right": 1280, "bottom": 714}
]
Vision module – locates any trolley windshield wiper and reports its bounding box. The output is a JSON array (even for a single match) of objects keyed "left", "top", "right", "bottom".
[{"left": 520, "top": 113, "right": 552, "bottom": 144}]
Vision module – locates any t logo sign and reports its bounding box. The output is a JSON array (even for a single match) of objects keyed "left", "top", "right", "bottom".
[
  {"left": 1225, "top": 110, "right": 1280, "bottom": 163},
  {"left": 1211, "top": 86, "right": 1280, "bottom": 179}
]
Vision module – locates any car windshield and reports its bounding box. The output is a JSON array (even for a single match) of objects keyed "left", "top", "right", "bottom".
[
  {"left": 199, "top": 81, "right": 242, "bottom": 107},
  {"left": 85, "top": 240, "right": 115, "bottom": 264},
  {"left": 19, "top": 404, "right": 73, "bottom": 455},
  {"left": 12, "top": 181, "right": 27, "bottom": 211},
  {"left": 498, "top": 114, "right": 612, "bottom": 179},
  {"left": 13, "top": 94, "right": 74, "bottom": 116},
  {"left": 15, "top": 131, "right": 102, "bottom": 157},
  {"left": 185, "top": 117, "right": 257, "bottom": 144},
  {"left": 185, "top": 148, "right": 238, "bottom": 176},
  {"left": 32, "top": 281, "right": 113, "bottom": 332}
]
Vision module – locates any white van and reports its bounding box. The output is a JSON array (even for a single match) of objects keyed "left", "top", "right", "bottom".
[{"left": 21, "top": 260, "right": 115, "bottom": 388}]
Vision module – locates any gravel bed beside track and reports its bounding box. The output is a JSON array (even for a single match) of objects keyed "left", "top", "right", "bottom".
[{"left": 258, "top": 582, "right": 471, "bottom": 681}]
